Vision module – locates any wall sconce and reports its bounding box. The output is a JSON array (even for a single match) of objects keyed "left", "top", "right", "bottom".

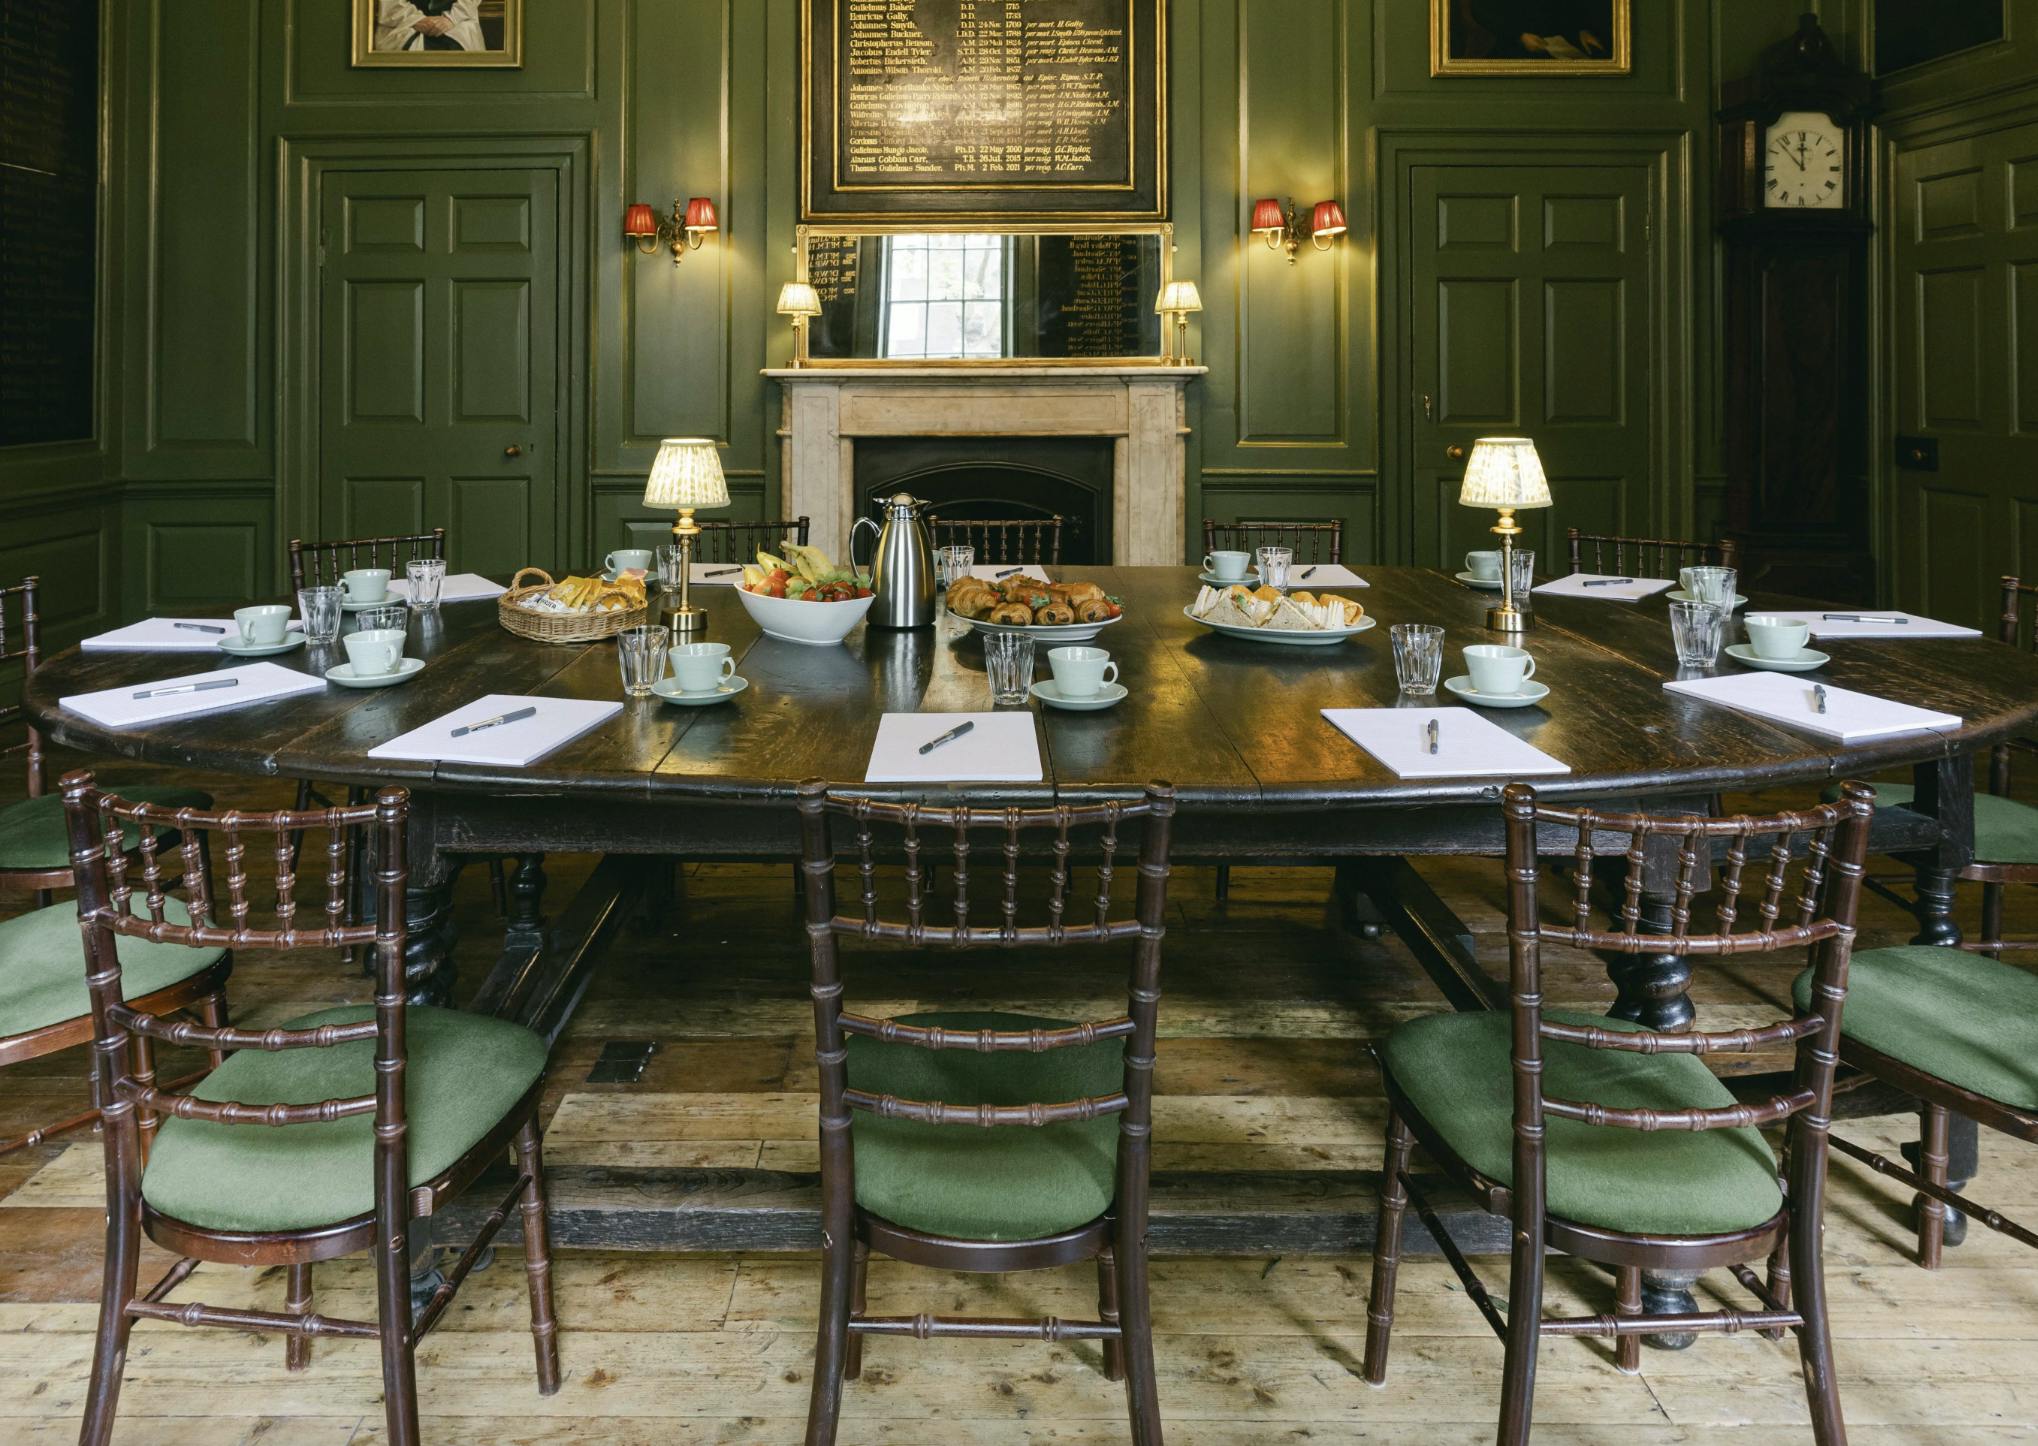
[
  {"left": 624, "top": 197, "right": 719, "bottom": 267},
  {"left": 1155, "top": 280, "right": 1202, "bottom": 365},
  {"left": 776, "top": 282, "right": 823, "bottom": 368},
  {"left": 1250, "top": 197, "right": 1347, "bottom": 264}
]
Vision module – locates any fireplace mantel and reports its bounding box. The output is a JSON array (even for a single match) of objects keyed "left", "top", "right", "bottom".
[{"left": 765, "top": 366, "right": 1205, "bottom": 565}]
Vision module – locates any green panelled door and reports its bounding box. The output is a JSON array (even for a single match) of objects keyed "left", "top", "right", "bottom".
[
  {"left": 319, "top": 169, "right": 559, "bottom": 577},
  {"left": 1891, "top": 122, "right": 2038, "bottom": 629},
  {"left": 1408, "top": 164, "right": 1655, "bottom": 570}
]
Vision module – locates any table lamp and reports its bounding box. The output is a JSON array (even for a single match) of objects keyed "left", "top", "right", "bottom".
[
  {"left": 643, "top": 438, "right": 729, "bottom": 637},
  {"left": 1156, "top": 280, "right": 1202, "bottom": 365},
  {"left": 1458, "top": 437, "right": 1551, "bottom": 634},
  {"left": 776, "top": 281, "right": 822, "bottom": 368}
]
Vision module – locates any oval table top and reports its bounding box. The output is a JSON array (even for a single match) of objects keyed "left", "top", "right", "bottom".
[{"left": 24, "top": 567, "right": 2038, "bottom": 810}]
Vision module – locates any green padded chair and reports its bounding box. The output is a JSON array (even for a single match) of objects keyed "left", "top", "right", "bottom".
[
  {"left": 795, "top": 779, "right": 1178, "bottom": 1446},
  {"left": 1364, "top": 783, "right": 1877, "bottom": 1446},
  {"left": 62, "top": 774, "right": 559, "bottom": 1446}
]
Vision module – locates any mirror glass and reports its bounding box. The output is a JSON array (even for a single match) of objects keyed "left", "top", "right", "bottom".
[{"left": 800, "top": 228, "right": 1169, "bottom": 363}]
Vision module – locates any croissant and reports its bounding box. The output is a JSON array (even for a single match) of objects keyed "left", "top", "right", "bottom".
[
  {"left": 1074, "top": 598, "right": 1114, "bottom": 623},
  {"left": 988, "top": 601, "right": 1035, "bottom": 625},
  {"left": 947, "top": 578, "right": 998, "bottom": 618},
  {"left": 1035, "top": 601, "right": 1076, "bottom": 625},
  {"left": 1055, "top": 581, "right": 1108, "bottom": 605}
]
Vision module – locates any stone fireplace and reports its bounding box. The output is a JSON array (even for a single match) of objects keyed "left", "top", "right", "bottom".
[{"left": 765, "top": 365, "right": 1205, "bottom": 565}]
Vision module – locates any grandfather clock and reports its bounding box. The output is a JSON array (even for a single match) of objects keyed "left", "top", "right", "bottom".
[{"left": 1717, "top": 14, "right": 1877, "bottom": 602}]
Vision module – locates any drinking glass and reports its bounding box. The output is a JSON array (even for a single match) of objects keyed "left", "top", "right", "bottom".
[
  {"left": 356, "top": 604, "right": 409, "bottom": 636},
  {"left": 936, "top": 544, "right": 975, "bottom": 592},
  {"left": 616, "top": 625, "right": 670, "bottom": 698},
  {"left": 984, "top": 633, "right": 1037, "bottom": 705},
  {"left": 1683, "top": 565, "right": 1738, "bottom": 607},
  {"left": 1390, "top": 623, "right": 1445, "bottom": 695},
  {"left": 658, "top": 542, "right": 685, "bottom": 587},
  {"left": 1507, "top": 548, "right": 1535, "bottom": 597},
  {"left": 1257, "top": 546, "right": 1293, "bottom": 591},
  {"left": 406, "top": 557, "right": 446, "bottom": 612},
  {"left": 297, "top": 586, "right": 343, "bottom": 644},
  {"left": 1669, "top": 599, "right": 1726, "bottom": 668}
]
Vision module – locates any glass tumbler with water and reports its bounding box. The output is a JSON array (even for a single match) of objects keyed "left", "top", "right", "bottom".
[
  {"left": 357, "top": 604, "right": 409, "bottom": 637},
  {"left": 297, "top": 586, "right": 343, "bottom": 644},
  {"left": 1508, "top": 548, "right": 1535, "bottom": 597},
  {"left": 1390, "top": 623, "right": 1445, "bottom": 695},
  {"left": 406, "top": 557, "right": 447, "bottom": 612},
  {"left": 616, "top": 625, "right": 670, "bottom": 698},
  {"left": 936, "top": 544, "right": 975, "bottom": 592},
  {"left": 1257, "top": 546, "right": 1293, "bottom": 591},
  {"left": 1669, "top": 599, "right": 1725, "bottom": 668},
  {"left": 1683, "top": 566, "right": 1738, "bottom": 607},
  {"left": 984, "top": 633, "right": 1037, "bottom": 705}
]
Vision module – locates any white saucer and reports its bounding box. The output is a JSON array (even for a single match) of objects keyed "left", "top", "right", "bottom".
[
  {"left": 340, "top": 595, "right": 401, "bottom": 613},
  {"left": 326, "top": 657, "right": 424, "bottom": 688},
  {"left": 1455, "top": 571, "right": 1504, "bottom": 591},
  {"left": 1667, "top": 589, "right": 1749, "bottom": 609},
  {"left": 1032, "top": 679, "right": 1127, "bottom": 712},
  {"left": 1443, "top": 674, "right": 1549, "bottom": 709},
  {"left": 1200, "top": 569, "right": 1259, "bottom": 587},
  {"left": 217, "top": 634, "right": 305, "bottom": 658},
  {"left": 652, "top": 675, "right": 749, "bottom": 705},
  {"left": 1725, "top": 642, "right": 1829, "bottom": 673}
]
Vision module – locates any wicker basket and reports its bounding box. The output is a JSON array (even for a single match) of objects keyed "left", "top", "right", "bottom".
[{"left": 498, "top": 568, "right": 647, "bottom": 644}]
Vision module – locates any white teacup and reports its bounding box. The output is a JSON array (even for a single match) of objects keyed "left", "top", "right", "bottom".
[
  {"left": 1466, "top": 550, "right": 1502, "bottom": 581},
  {"left": 234, "top": 604, "right": 292, "bottom": 646},
  {"left": 670, "top": 641, "right": 735, "bottom": 693},
  {"left": 1743, "top": 614, "right": 1812, "bottom": 661},
  {"left": 1464, "top": 644, "right": 1536, "bottom": 696},
  {"left": 340, "top": 568, "right": 391, "bottom": 604},
  {"left": 1048, "top": 646, "right": 1119, "bottom": 698},
  {"left": 606, "top": 548, "right": 654, "bottom": 575},
  {"left": 341, "top": 627, "right": 405, "bottom": 677},
  {"left": 1203, "top": 550, "right": 1249, "bottom": 580}
]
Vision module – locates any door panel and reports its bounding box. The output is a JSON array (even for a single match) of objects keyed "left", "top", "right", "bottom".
[
  {"left": 1409, "top": 163, "right": 1654, "bottom": 569},
  {"left": 321, "top": 168, "right": 557, "bottom": 578},
  {"left": 1893, "top": 122, "right": 2038, "bottom": 624}
]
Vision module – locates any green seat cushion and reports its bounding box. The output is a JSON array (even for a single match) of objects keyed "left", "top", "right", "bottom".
[
  {"left": 1795, "top": 946, "right": 2038, "bottom": 1111},
  {"left": 0, "top": 895, "right": 225, "bottom": 1039},
  {"left": 0, "top": 787, "right": 212, "bottom": 872},
  {"left": 846, "top": 1011, "right": 1125, "bottom": 1242},
  {"left": 1381, "top": 1010, "right": 1783, "bottom": 1237},
  {"left": 141, "top": 1005, "right": 547, "bottom": 1234},
  {"left": 1829, "top": 782, "right": 2038, "bottom": 865}
]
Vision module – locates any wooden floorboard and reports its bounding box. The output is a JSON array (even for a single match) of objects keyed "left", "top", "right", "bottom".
[{"left": 3, "top": 757, "right": 2037, "bottom": 1441}]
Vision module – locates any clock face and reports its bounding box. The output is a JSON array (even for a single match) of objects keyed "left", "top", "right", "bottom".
[{"left": 1764, "top": 111, "right": 1846, "bottom": 210}]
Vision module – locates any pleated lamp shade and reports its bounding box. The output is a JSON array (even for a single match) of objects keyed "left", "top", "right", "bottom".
[
  {"left": 776, "top": 282, "right": 823, "bottom": 318},
  {"left": 1155, "top": 281, "right": 1203, "bottom": 315},
  {"left": 683, "top": 197, "right": 718, "bottom": 233},
  {"left": 1250, "top": 198, "right": 1286, "bottom": 234},
  {"left": 1458, "top": 438, "right": 1552, "bottom": 510},
  {"left": 1311, "top": 200, "right": 1348, "bottom": 239},
  {"left": 623, "top": 203, "right": 658, "bottom": 239},
  {"left": 644, "top": 438, "right": 729, "bottom": 511}
]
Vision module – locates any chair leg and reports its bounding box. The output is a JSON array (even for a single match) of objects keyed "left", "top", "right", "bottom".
[
  {"left": 1496, "top": 1218, "right": 1545, "bottom": 1446},
  {"left": 286, "top": 1263, "right": 315, "bottom": 1371},
  {"left": 1790, "top": 1201, "right": 1847, "bottom": 1445},
  {"left": 375, "top": 1208, "right": 422, "bottom": 1446},
  {"left": 844, "top": 1240, "right": 869, "bottom": 1381},
  {"left": 1363, "top": 1110, "right": 1415, "bottom": 1386},
  {"left": 806, "top": 1209, "right": 857, "bottom": 1446},
  {"left": 1214, "top": 864, "right": 1231, "bottom": 902},
  {"left": 78, "top": 1110, "right": 143, "bottom": 1446},
  {"left": 1115, "top": 1220, "right": 1164, "bottom": 1446},
  {"left": 514, "top": 1117, "right": 562, "bottom": 1393},
  {"left": 196, "top": 992, "right": 228, "bottom": 1072},
  {"left": 1916, "top": 1103, "right": 1951, "bottom": 1271},
  {"left": 129, "top": 1033, "right": 160, "bottom": 1166},
  {"left": 1762, "top": 1213, "right": 1792, "bottom": 1342},
  {"left": 1613, "top": 1267, "right": 1642, "bottom": 1374},
  {"left": 1980, "top": 882, "right": 2004, "bottom": 957},
  {"left": 1097, "top": 1245, "right": 1125, "bottom": 1382}
]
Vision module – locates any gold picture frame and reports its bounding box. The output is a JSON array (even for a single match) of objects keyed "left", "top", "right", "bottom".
[
  {"left": 352, "top": 0, "right": 522, "bottom": 69},
  {"left": 1431, "top": 0, "right": 1631, "bottom": 77}
]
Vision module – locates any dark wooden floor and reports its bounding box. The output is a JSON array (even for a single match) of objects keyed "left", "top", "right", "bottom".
[{"left": 3, "top": 753, "right": 2035, "bottom": 1443}]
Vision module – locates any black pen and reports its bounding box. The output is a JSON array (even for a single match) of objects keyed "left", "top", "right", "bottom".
[
  {"left": 1822, "top": 613, "right": 1906, "bottom": 624},
  {"left": 450, "top": 705, "right": 538, "bottom": 738},
  {"left": 1425, "top": 718, "right": 1439, "bottom": 755},
  {"left": 133, "top": 678, "right": 239, "bottom": 700},
  {"left": 1300, "top": 566, "right": 1319, "bottom": 581},
  {"left": 996, "top": 567, "right": 1025, "bottom": 579},
  {"left": 173, "top": 622, "right": 228, "bottom": 635},
  {"left": 1812, "top": 685, "right": 1828, "bottom": 715},
  {"left": 1581, "top": 578, "right": 1636, "bottom": 587},
  {"left": 918, "top": 720, "right": 976, "bottom": 755},
  {"left": 703, "top": 567, "right": 742, "bottom": 577}
]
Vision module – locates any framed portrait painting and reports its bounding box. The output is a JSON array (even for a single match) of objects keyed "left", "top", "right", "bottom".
[
  {"left": 353, "top": 0, "right": 522, "bottom": 69},
  {"left": 1432, "top": 0, "right": 1631, "bottom": 76}
]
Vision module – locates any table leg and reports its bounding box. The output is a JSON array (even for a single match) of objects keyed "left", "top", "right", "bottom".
[
  {"left": 401, "top": 804, "right": 458, "bottom": 1007},
  {"left": 1908, "top": 754, "right": 1974, "bottom": 949},
  {"left": 505, "top": 854, "right": 548, "bottom": 953}
]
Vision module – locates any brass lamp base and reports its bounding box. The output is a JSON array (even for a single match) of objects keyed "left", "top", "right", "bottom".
[
  {"left": 664, "top": 601, "right": 708, "bottom": 636},
  {"left": 667, "top": 508, "right": 708, "bottom": 637},
  {"left": 1484, "top": 506, "right": 1535, "bottom": 634}
]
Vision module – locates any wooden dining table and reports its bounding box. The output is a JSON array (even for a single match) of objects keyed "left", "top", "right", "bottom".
[{"left": 24, "top": 565, "right": 2038, "bottom": 1310}]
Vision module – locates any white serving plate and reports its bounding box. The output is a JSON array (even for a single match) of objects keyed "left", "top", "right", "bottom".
[
  {"left": 1181, "top": 605, "right": 1376, "bottom": 647},
  {"left": 962, "top": 612, "right": 1125, "bottom": 646}
]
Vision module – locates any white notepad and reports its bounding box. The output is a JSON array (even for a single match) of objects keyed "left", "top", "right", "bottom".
[
  {"left": 367, "top": 695, "right": 623, "bottom": 767},
  {"left": 1320, "top": 708, "right": 1571, "bottom": 780},
  {"left": 865, "top": 712, "right": 1044, "bottom": 783},
  {"left": 83, "top": 619, "right": 245, "bottom": 652},
  {"left": 1533, "top": 573, "right": 1676, "bottom": 602},
  {"left": 60, "top": 663, "right": 326, "bottom": 729},
  {"left": 1662, "top": 672, "right": 1962, "bottom": 743},
  {"left": 386, "top": 572, "right": 505, "bottom": 604},
  {"left": 1287, "top": 563, "right": 1370, "bottom": 589},
  {"left": 968, "top": 564, "right": 1054, "bottom": 584},
  {"left": 1751, "top": 609, "right": 1982, "bottom": 641}
]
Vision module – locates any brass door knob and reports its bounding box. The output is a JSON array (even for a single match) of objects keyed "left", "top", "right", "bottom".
[
  {"left": 504, "top": 444, "right": 524, "bottom": 458},
  {"left": 1445, "top": 444, "right": 1466, "bottom": 461}
]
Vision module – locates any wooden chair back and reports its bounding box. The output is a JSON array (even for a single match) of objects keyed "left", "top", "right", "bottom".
[
  {"left": 1202, "top": 518, "right": 1343, "bottom": 565},
  {"left": 794, "top": 780, "right": 1174, "bottom": 1215},
  {"left": 1993, "top": 576, "right": 2038, "bottom": 796},
  {"left": 1, "top": 575, "right": 42, "bottom": 798},
  {"left": 927, "top": 516, "right": 1065, "bottom": 567},
  {"left": 289, "top": 530, "right": 448, "bottom": 593},
  {"left": 692, "top": 517, "right": 813, "bottom": 565},
  {"left": 1565, "top": 529, "right": 1736, "bottom": 579}
]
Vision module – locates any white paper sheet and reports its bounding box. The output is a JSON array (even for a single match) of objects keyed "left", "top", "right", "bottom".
[
  {"left": 1320, "top": 707, "right": 1571, "bottom": 780},
  {"left": 1533, "top": 572, "right": 1677, "bottom": 602},
  {"left": 386, "top": 572, "right": 506, "bottom": 604},
  {"left": 1662, "top": 671, "right": 1962, "bottom": 743},
  {"left": 967, "top": 564, "right": 1054, "bottom": 584},
  {"left": 60, "top": 662, "right": 326, "bottom": 729},
  {"left": 82, "top": 619, "right": 243, "bottom": 652},
  {"left": 367, "top": 695, "right": 623, "bottom": 768},
  {"left": 1285, "top": 563, "right": 1370, "bottom": 589},
  {"left": 1750, "top": 609, "right": 1982, "bottom": 641},
  {"left": 865, "top": 712, "right": 1044, "bottom": 783}
]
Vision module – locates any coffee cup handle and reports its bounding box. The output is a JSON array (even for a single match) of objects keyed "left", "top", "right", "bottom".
[
  {"left": 1201, "top": 553, "right": 1217, "bottom": 573},
  {"left": 1520, "top": 655, "right": 1536, "bottom": 681},
  {"left": 719, "top": 658, "right": 736, "bottom": 683},
  {"left": 337, "top": 577, "right": 353, "bottom": 598},
  {"left": 602, "top": 552, "right": 619, "bottom": 574},
  {"left": 238, "top": 620, "right": 257, "bottom": 643},
  {"left": 1102, "top": 661, "right": 1119, "bottom": 687}
]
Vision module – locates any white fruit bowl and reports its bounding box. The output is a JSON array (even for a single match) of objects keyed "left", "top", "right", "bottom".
[{"left": 734, "top": 587, "right": 875, "bottom": 646}]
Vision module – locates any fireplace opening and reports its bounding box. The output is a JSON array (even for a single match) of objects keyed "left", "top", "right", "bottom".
[{"left": 855, "top": 437, "right": 1113, "bottom": 564}]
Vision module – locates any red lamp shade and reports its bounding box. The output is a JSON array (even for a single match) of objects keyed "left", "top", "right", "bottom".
[
  {"left": 1311, "top": 200, "right": 1348, "bottom": 239},
  {"left": 624, "top": 203, "right": 658, "bottom": 239},
  {"left": 684, "top": 197, "right": 718, "bottom": 233},
  {"left": 1250, "top": 198, "right": 1286, "bottom": 234}
]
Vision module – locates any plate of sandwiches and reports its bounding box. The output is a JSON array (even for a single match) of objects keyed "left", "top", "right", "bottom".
[
  {"left": 1185, "top": 583, "right": 1373, "bottom": 646},
  {"left": 948, "top": 574, "right": 1127, "bottom": 644}
]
